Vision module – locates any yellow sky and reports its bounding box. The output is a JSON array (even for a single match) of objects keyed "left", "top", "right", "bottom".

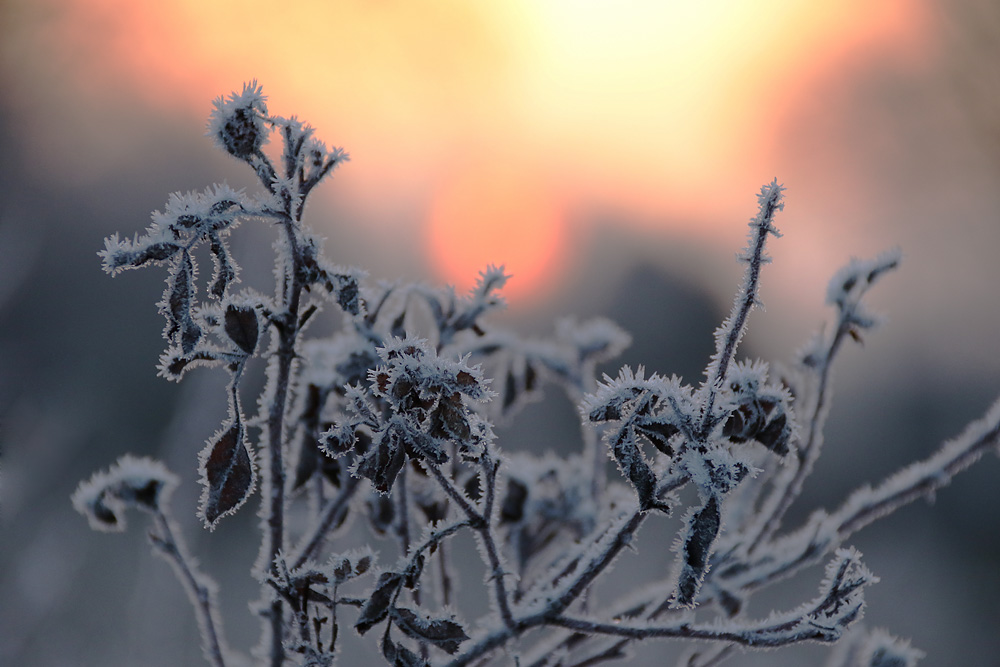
[{"left": 29, "top": 0, "right": 931, "bottom": 302}]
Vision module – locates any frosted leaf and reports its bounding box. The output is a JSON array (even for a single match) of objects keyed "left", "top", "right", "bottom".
[
  {"left": 98, "top": 233, "right": 181, "bottom": 275},
  {"left": 156, "top": 184, "right": 246, "bottom": 241},
  {"left": 198, "top": 421, "right": 256, "bottom": 529},
  {"left": 701, "top": 446, "right": 754, "bottom": 495},
  {"left": 390, "top": 607, "right": 469, "bottom": 654},
  {"left": 715, "top": 359, "right": 795, "bottom": 456},
  {"left": 608, "top": 424, "right": 669, "bottom": 513},
  {"left": 326, "top": 547, "right": 377, "bottom": 585},
  {"left": 382, "top": 636, "right": 429, "bottom": 667},
  {"left": 207, "top": 80, "right": 269, "bottom": 160},
  {"left": 355, "top": 426, "right": 407, "bottom": 494},
  {"left": 72, "top": 455, "right": 178, "bottom": 532},
  {"left": 673, "top": 494, "right": 721, "bottom": 607},
  {"left": 724, "top": 359, "right": 770, "bottom": 397},
  {"left": 583, "top": 366, "right": 690, "bottom": 427},
  {"left": 355, "top": 571, "right": 404, "bottom": 635},
  {"left": 208, "top": 233, "right": 237, "bottom": 298},
  {"left": 163, "top": 251, "right": 202, "bottom": 354},
  {"left": 327, "top": 335, "right": 496, "bottom": 502},
  {"left": 222, "top": 301, "right": 260, "bottom": 356},
  {"left": 583, "top": 366, "right": 695, "bottom": 505}
]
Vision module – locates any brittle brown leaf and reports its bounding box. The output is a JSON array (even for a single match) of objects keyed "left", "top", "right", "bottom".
[
  {"left": 391, "top": 607, "right": 469, "bottom": 654},
  {"left": 355, "top": 571, "right": 403, "bottom": 635},
  {"left": 224, "top": 303, "right": 259, "bottom": 355},
  {"left": 199, "top": 422, "right": 255, "bottom": 528}
]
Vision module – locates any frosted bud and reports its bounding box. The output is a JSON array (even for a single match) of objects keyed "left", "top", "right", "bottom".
[{"left": 207, "top": 81, "right": 269, "bottom": 160}]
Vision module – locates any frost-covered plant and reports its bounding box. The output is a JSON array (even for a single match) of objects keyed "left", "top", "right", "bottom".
[{"left": 75, "top": 82, "right": 1000, "bottom": 667}]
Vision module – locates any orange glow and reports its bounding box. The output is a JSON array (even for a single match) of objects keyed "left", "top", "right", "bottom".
[
  {"left": 428, "top": 158, "right": 566, "bottom": 300},
  {"left": 33, "top": 0, "right": 931, "bottom": 303}
]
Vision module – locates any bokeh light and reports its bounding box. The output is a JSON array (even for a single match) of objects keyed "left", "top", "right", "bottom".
[{"left": 13, "top": 0, "right": 930, "bottom": 300}]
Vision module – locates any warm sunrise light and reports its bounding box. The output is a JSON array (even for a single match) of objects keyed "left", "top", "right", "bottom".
[
  {"left": 427, "top": 158, "right": 566, "bottom": 299},
  {"left": 38, "top": 0, "right": 930, "bottom": 304}
]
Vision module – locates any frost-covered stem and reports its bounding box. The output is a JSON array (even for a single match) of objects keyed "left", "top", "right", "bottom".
[
  {"left": 518, "top": 474, "right": 689, "bottom": 664},
  {"left": 394, "top": 467, "right": 425, "bottom": 621},
  {"left": 291, "top": 475, "right": 360, "bottom": 569},
  {"left": 744, "top": 322, "right": 847, "bottom": 554},
  {"left": 261, "top": 211, "right": 307, "bottom": 666},
  {"left": 422, "top": 460, "right": 482, "bottom": 524},
  {"left": 426, "top": 454, "right": 514, "bottom": 627},
  {"left": 699, "top": 181, "right": 783, "bottom": 435},
  {"left": 730, "top": 396, "right": 1000, "bottom": 591},
  {"left": 536, "top": 471, "right": 687, "bottom": 616},
  {"left": 149, "top": 510, "right": 228, "bottom": 667},
  {"left": 300, "top": 156, "right": 343, "bottom": 203},
  {"left": 557, "top": 511, "right": 646, "bottom": 613},
  {"left": 480, "top": 455, "right": 516, "bottom": 629},
  {"left": 249, "top": 148, "right": 278, "bottom": 195},
  {"left": 546, "top": 613, "right": 837, "bottom": 647},
  {"left": 403, "top": 520, "right": 471, "bottom": 596}
]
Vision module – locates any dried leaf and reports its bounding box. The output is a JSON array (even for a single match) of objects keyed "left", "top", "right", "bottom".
[
  {"left": 208, "top": 235, "right": 236, "bottom": 298},
  {"left": 357, "top": 430, "right": 406, "bottom": 494},
  {"left": 224, "top": 303, "right": 259, "bottom": 355},
  {"left": 610, "top": 427, "right": 668, "bottom": 513},
  {"left": 382, "top": 636, "right": 428, "bottom": 667},
  {"left": 135, "top": 242, "right": 180, "bottom": 267},
  {"left": 167, "top": 253, "right": 202, "bottom": 354},
  {"left": 391, "top": 607, "right": 469, "bottom": 654},
  {"left": 355, "top": 571, "right": 403, "bottom": 635},
  {"left": 675, "top": 494, "right": 721, "bottom": 606},
  {"left": 199, "top": 422, "right": 255, "bottom": 527}
]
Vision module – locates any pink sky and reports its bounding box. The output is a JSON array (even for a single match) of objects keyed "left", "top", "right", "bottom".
[{"left": 13, "top": 0, "right": 934, "bottom": 304}]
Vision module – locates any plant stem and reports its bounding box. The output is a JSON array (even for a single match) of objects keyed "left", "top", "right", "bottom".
[{"left": 150, "top": 510, "right": 228, "bottom": 667}]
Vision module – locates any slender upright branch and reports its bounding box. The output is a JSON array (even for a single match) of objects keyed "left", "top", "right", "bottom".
[
  {"left": 699, "top": 181, "right": 784, "bottom": 436},
  {"left": 149, "top": 511, "right": 229, "bottom": 667}
]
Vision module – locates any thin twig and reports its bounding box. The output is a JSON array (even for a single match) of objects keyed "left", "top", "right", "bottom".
[{"left": 150, "top": 511, "right": 229, "bottom": 667}]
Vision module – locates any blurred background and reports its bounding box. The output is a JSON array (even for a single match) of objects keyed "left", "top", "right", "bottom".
[{"left": 2, "top": 0, "right": 1000, "bottom": 664}]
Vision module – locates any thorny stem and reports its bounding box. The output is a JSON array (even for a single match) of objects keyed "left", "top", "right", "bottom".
[
  {"left": 423, "top": 456, "right": 516, "bottom": 629},
  {"left": 150, "top": 510, "right": 228, "bottom": 667},
  {"left": 699, "top": 182, "right": 783, "bottom": 437},
  {"left": 480, "top": 456, "right": 516, "bottom": 629}
]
